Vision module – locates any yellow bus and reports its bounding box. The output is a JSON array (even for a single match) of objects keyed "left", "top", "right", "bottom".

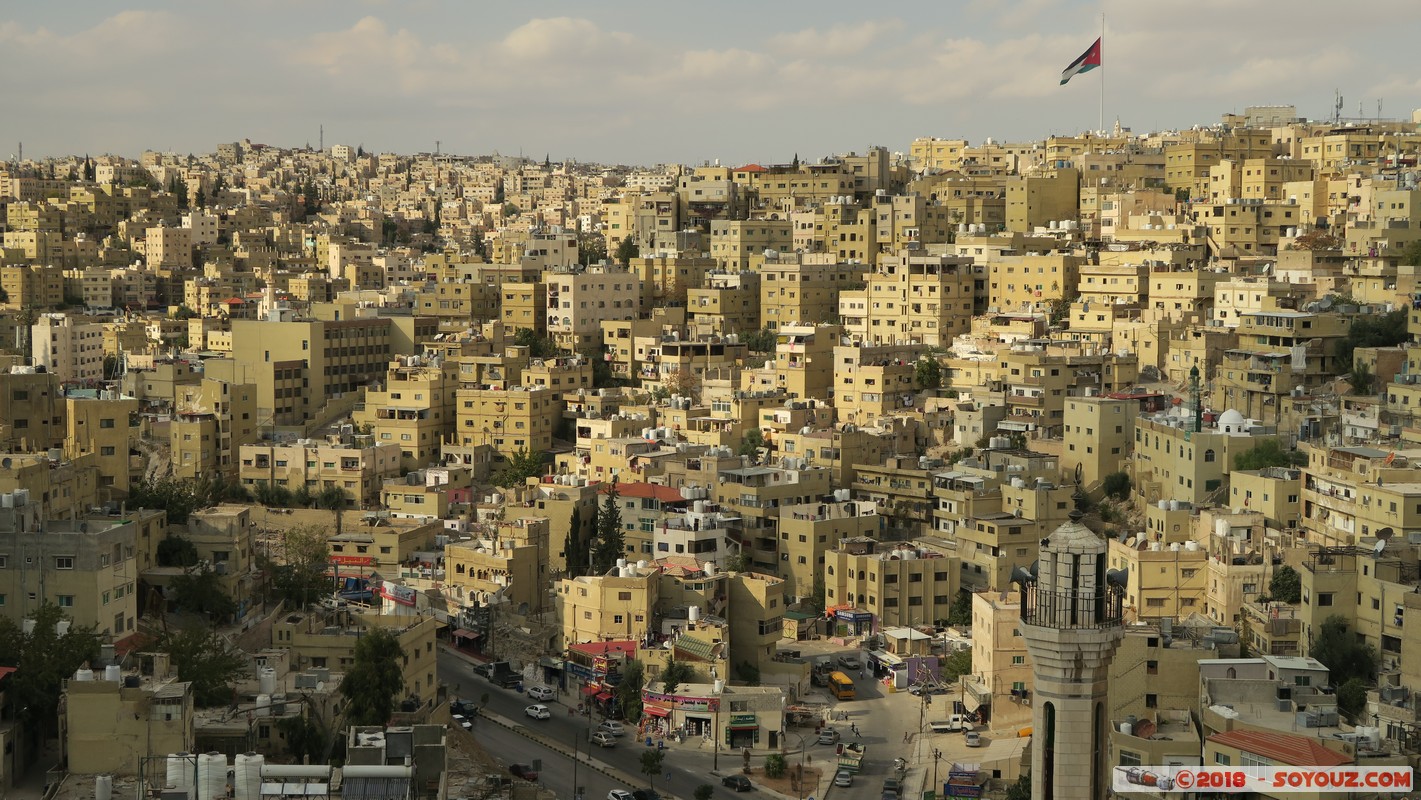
[{"left": 828, "top": 671, "right": 856, "bottom": 700}]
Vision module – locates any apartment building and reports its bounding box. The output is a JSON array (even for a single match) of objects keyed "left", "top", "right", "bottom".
[
  {"left": 556, "top": 561, "right": 659, "bottom": 645},
  {"left": 329, "top": 516, "right": 442, "bottom": 577},
  {"left": 32, "top": 314, "right": 105, "bottom": 383},
  {"left": 64, "top": 671, "right": 194, "bottom": 776},
  {"left": 272, "top": 609, "right": 440, "bottom": 705},
  {"left": 757, "top": 255, "right": 867, "bottom": 331},
  {"left": 712, "top": 462, "right": 831, "bottom": 573},
  {"left": 831, "top": 343, "right": 919, "bottom": 425},
  {"left": 1300, "top": 444, "right": 1421, "bottom": 548},
  {"left": 451, "top": 385, "right": 558, "bottom": 461},
  {"left": 1214, "top": 310, "right": 1349, "bottom": 425},
  {"left": 687, "top": 270, "right": 760, "bottom": 336},
  {"left": 238, "top": 438, "right": 402, "bottom": 505},
  {"left": 1132, "top": 408, "right": 1264, "bottom": 506},
  {"left": 988, "top": 253, "right": 1084, "bottom": 313},
  {"left": 964, "top": 590, "right": 1033, "bottom": 729},
  {"left": 545, "top": 266, "right": 643, "bottom": 351},
  {"left": 170, "top": 378, "right": 259, "bottom": 481},
  {"left": 1004, "top": 168, "right": 1079, "bottom": 232},
  {"left": 823, "top": 537, "right": 958, "bottom": 629},
  {"left": 1062, "top": 396, "right": 1135, "bottom": 492},
  {"left": 354, "top": 356, "right": 458, "bottom": 472},
  {"left": 0, "top": 499, "right": 142, "bottom": 640},
  {"left": 780, "top": 500, "right": 880, "bottom": 600},
  {"left": 840, "top": 253, "right": 975, "bottom": 346}
]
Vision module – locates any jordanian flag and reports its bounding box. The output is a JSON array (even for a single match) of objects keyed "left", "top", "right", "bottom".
[{"left": 1060, "top": 37, "right": 1102, "bottom": 85}]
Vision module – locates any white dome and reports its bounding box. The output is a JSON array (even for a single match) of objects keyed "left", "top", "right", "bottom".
[{"left": 1217, "top": 409, "right": 1245, "bottom": 428}]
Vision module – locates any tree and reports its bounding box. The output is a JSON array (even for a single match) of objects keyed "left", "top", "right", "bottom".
[
  {"left": 1350, "top": 362, "right": 1375, "bottom": 395},
  {"left": 946, "top": 589, "right": 973, "bottom": 627},
  {"left": 615, "top": 659, "right": 644, "bottom": 724},
  {"left": 1338, "top": 309, "right": 1407, "bottom": 371},
  {"left": 341, "top": 628, "right": 405, "bottom": 726},
  {"left": 1337, "top": 677, "right": 1368, "bottom": 719},
  {"left": 578, "top": 231, "right": 608, "bottom": 266},
  {"left": 694, "top": 785, "right": 715, "bottom": 800},
  {"left": 639, "top": 749, "right": 666, "bottom": 794},
  {"left": 277, "top": 715, "right": 330, "bottom": 764},
  {"left": 513, "top": 327, "right": 559, "bottom": 358},
  {"left": 740, "top": 328, "right": 777, "bottom": 354},
  {"left": 0, "top": 603, "right": 102, "bottom": 738},
  {"left": 764, "top": 753, "right": 787, "bottom": 779},
  {"left": 564, "top": 507, "right": 586, "bottom": 576},
  {"left": 1102, "top": 471, "right": 1132, "bottom": 500},
  {"left": 314, "top": 485, "right": 348, "bottom": 538},
  {"left": 615, "top": 237, "right": 640, "bottom": 266},
  {"left": 269, "top": 524, "right": 331, "bottom": 609},
  {"left": 169, "top": 564, "right": 238, "bottom": 624},
  {"left": 494, "top": 448, "right": 545, "bottom": 488},
  {"left": 725, "top": 553, "right": 751, "bottom": 573},
  {"left": 162, "top": 626, "right": 248, "bottom": 706},
  {"left": 592, "top": 478, "right": 625, "bottom": 573},
  {"left": 738, "top": 428, "right": 764, "bottom": 459},
  {"left": 131, "top": 476, "right": 208, "bottom": 524},
  {"left": 1233, "top": 439, "right": 1305, "bottom": 471},
  {"left": 1269, "top": 565, "right": 1302, "bottom": 604},
  {"left": 915, "top": 358, "right": 942, "bottom": 391},
  {"left": 1401, "top": 240, "right": 1421, "bottom": 267},
  {"left": 157, "top": 534, "right": 201, "bottom": 567},
  {"left": 734, "top": 661, "right": 761, "bottom": 685},
  {"left": 660, "top": 659, "right": 694, "bottom": 699},
  {"left": 805, "top": 576, "right": 826, "bottom": 617},
  {"left": 941, "top": 648, "right": 972, "bottom": 685},
  {"left": 1005, "top": 774, "right": 1031, "bottom": 800},
  {"left": 502, "top": 202, "right": 521, "bottom": 217},
  {"left": 1310, "top": 615, "right": 1378, "bottom": 687}
]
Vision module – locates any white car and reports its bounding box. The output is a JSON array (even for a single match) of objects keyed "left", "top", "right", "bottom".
[
  {"left": 525, "top": 704, "right": 552, "bottom": 720},
  {"left": 608, "top": 791, "right": 634, "bottom": 800},
  {"left": 527, "top": 685, "right": 556, "bottom": 701},
  {"left": 451, "top": 714, "right": 472, "bottom": 731}
]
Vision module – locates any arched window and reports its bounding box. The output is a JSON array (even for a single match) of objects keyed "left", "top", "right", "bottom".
[{"left": 1204, "top": 449, "right": 1217, "bottom": 463}]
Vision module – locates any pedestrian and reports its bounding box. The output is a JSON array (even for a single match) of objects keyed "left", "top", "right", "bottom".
[{"left": 859, "top": 670, "right": 865, "bottom": 680}]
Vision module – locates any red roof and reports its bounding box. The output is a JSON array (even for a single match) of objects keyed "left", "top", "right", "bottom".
[
  {"left": 1207, "top": 729, "right": 1350, "bottom": 767},
  {"left": 734, "top": 164, "right": 767, "bottom": 173},
  {"left": 568, "top": 640, "right": 637, "bottom": 657},
  {"left": 599, "top": 482, "right": 685, "bottom": 504},
  {"left": 223, "top": 297, "right": 245, "bottom": 305}
]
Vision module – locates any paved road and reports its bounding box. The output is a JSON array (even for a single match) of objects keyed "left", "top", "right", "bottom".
[
  {"left": 454, "top": 716, "right": 624, "bottom": 800},
  {"left": 438, "top": 648, "right": 770, "bottom": 800}
]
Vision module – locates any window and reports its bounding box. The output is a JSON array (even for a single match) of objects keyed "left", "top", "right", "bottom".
[
  {"left": 1240, "top": 752, "right": 1269, "bottom": 768},
  {"left": 1147, "top": 660, "right": 1158, "bottom": 675},
  {"left": 99, "top": 418, "right": 115, "bottom": 429},
  {"left": 1214, "top": 753, "right": 1232, "bottom": 765},
  {"left": 1011, "top": 656, "right": 1025, "bottom": 665},
  {"left": 55, "top": 556, "right": 75, "bottom": 570},
  {"left": 58, "top": 595, "right": 75, "bottom": 607},
  {"left": 1318, "top": 592, "right": 1334, "bottom": 607},
  {"left": 1145, "top": 693, "right": 1157, "bottom": 708},
  {"left": 1119, "top": 751, "right": 1141, "bottom": 767}
]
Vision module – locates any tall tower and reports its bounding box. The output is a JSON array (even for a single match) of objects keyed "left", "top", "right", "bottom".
[{"left": 1014, "top": 491, "right": 1126, "bottom": 800}]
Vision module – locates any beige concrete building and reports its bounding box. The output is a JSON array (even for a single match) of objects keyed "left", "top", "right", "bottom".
[
  {"left": 354, "top": 356, "right": 458, "bottom": 472},
  {"left": 556, "top": 561, "right": 659, "bottom": 645},
  {"left": 0, "top": 501, "right": 143, "bottom": 640},
  {"left": 170, "top": 378, "right": 259, "bottom": 481},
  {"left": 65, "top": 393, "right": 140, "bottom": 498},
  {"left": 238, "top": 437, "right": 402, "bottom": 505},
  {"left": 451, "top": 385, "right": 558, "bottom": 462},
  {"left": 272, "top": 608, "right": 440, "bottom": 704},
  {"left": 63, "top": 670, "right": 194, "bottom": 776},
  {"left": 824, "top": 536, "right": 958, "bottom": 629},
  {"left": 545, "top": 265, "right": 643, "bottom": 351},
  {"left": 1062, "top": 396, "right": 1134, "bottom": 492},
  {"left": 32, "top": 313, "right": 106, "bottom": 383}
]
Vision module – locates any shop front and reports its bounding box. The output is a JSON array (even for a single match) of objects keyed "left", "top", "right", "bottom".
[
  {"left": 829, "top": 607, "right": 875, "bottom": 637},
  {"left": 727, "top": 714, "right": 759, "bottom": 749}
]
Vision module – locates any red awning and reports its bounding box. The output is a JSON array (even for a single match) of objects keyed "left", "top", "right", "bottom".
[
  {"left": 451, "top": 629, "right": 479, "bottom": 639},
  {"left": 581, "top": 685, "right": 602, "bottom": 696},
  {"left": 595, "top": 691, "right": 614, "bottom": 702},
  {"left": 644, "top": 706, "right": 669, "bottom": 717}
]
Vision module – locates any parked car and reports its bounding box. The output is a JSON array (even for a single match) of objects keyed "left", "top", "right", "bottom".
[
  {"left": 834, "top": 770, "right": 854, "bottom": 788},
  {"left": 608, "top": 790, "right": 634, "bottom": 800},
  {"left": 590, "top": 731, "right": 618, "bottom": 748},
  {"left": 525, "top": 704, "right": 552, "bottom": 720},
  {"left": 722, "top": 775, "right": 753, "bottom": 792},
  {"left": 909, "top": 683, "right": 950, "bottom": 696},
  {"left": 817, "top": 727, "right": 841, "bottom": 745},
  {"left": 882, "top": 778, "right": 902, "bottom": 798},
  {"left": 451, "top": 714, "right": 472, "bottom": 731},
  {"left": 598, "top": 720, "right": 626, "bottom": 737},
  {"left": 526, "top": 685, "right": 556, "bottom": 701},
  {"left": 632, "top": 790, "right": 662, "bottom": 800},
  {"left": 472, "top": 663, "right": 494, "bottom": 679},
  {"left": 838, "top": 655, "right": 862, "bottom": 670},
  {"left": 965, "top": 731, "right": 983, "bottom": 747},
  {"left": 509, "top": 764, "right": 538, "bottom": 781}
]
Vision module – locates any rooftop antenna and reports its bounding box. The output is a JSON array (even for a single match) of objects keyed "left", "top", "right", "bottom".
[
  {"left": 319, "top": 124, "right": 324, "bottom": 152},
  {"left": 1334, "top": 90, "right": 1343, "bottom": 125}
]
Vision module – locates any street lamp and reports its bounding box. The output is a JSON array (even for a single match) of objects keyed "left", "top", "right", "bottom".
[{"left": 931, "top": 748, "right": 942, "bottom": 800}]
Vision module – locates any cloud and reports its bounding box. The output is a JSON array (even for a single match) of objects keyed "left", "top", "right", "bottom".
[{"left": 766, "top": 20, "right": 903, "bottom": 58}]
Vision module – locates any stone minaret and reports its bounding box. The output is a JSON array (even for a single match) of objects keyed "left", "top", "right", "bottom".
[{"left": 1015, "top": 493, "right": 1126, "bottom": 800}]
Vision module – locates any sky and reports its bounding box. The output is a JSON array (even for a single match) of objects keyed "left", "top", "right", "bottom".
[{"left": 2, "top": 0, "right": 1419, "bottom": 167}]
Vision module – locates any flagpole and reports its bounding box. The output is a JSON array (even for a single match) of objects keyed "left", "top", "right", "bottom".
[{"left": 1099, "top": 11, "right": 1105, "bottom": 134}]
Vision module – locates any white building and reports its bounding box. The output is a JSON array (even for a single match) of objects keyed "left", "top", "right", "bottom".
[{"left": 32, "top": 313, "right": 106, "bottom": 383}]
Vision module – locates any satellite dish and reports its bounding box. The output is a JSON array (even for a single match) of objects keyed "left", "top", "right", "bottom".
[{"left": 1374, "top": 539, "right": 1387, "bottom": 556}]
